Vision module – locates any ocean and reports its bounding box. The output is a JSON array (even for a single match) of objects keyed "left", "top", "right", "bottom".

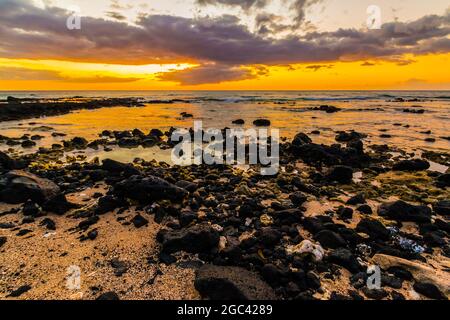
[{"left": 0, "top": 90, "right": 449, "bottom": 163}]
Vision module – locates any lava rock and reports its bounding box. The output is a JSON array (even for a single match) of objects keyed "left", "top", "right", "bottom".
[
  {"left": 42, "top": 194, "right": 78, "bottom": 215},
  {"left": 78, "top": 216, "right": 99, "bottom": 231},
  {"left": 22, "top": 200, "right": 41, "bottom": 216},
  {"left": 315, "top": 105, "right": 341, "bottom": 113},
  {"left": 336, "top": 207, "right": 353, "bottom": 220},
  {"left": 413, "top": 282, "right": 447, "bottom": 300},
  {"left": 131, "top": 214, "right": 148, "bottom": 228},
  {"left": 96, "top": 292, "right": 120, "bottom": 300},
  {"left": 258, "top": 227, "right": 282, "bottom": 246},
  {"left": 433, "top": 200, "right": 450, "bottom": 216},
  {"left": 378, "top": 200, "right": 432, "bottom": 223},
  {"left": 157, "top": 224, "right": 219, "bottom": 254},
  {"left": 0, "top": 151, "right": 26, "bottom": 170},
  {"left": 356, "top": 218, "right": 390, "bottom": 241},
  {"left": 393, "top": 159, "right": 430, "bottom": 171},
  {"left": 356, "top": 204, "right": 373, "bottom": 215},
  {"left": 327, "top": 248, "right": 362, "bottom": 273},
  {"left": 326, "top": 166, "right": 353, "bottom": 184},
  {"left": 113, "top": 175, "right": 187, "bottom": 204},
  {"left": 335, "top": 131, "right": 364, "bottom": 142},
  {"left": 289, "top": 192, "right": 307, "bottom": 206},
  {"left": 0, "top": 170, "right": 60, "bottom": 204},
  {"left": 274, "top": 209, "right": 303, "bottom": 225},
  {"left": 346, "top": 193, "right": 366, "bottom": 205},
  {"left": 21, "top": 140, "right": 36, "bottom": 148},
  {"left": 315, "top": 230, "right": 347, "bottom": 249},
  {"left": 195, "top": 264, "right": 278, "bottom": 300},
  {"left": 0, "top": 236, "right": 6, "bottom": 248},
  {"left": 96, "top": 195, "right": 127, "bottom": 215},
  {"left": 6, "top": 285, "right": 31, "bottom": 297},
  {"left": 102, "top": 158, "right": 128, "bottom": 173},
  {"left": 436, "top": 173, "right": 450, "bottom": 187},
  {"left": 39, "top": 218, "right": 56, "bottom": 230},
  {"left": 253, "top": 119, "right": 271, "bottom": 127},
  {"left": 292, "top": 133, "right": 312, "bottom": 146},
  {"left": 110, "top": 258, "right": 128, "bottom": 276}
]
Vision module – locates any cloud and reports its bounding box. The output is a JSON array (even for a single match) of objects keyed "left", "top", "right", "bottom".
[
  {"left": 158, "top": 63, "right": 254, "bottom": 85},
  {"left": 361, "top": 62, "right": 376, "bottom": 67},
  {"left": 0, "top": 0, "right": 449, "bottom": 84},
  {"left": 105, "top": 11, "right": 127, "bottom": 21},
  {"left": 289, "top": 0, "right": 321, "bottom": 28},
  {"left": 0, "top": 66, "right": 142, "bottom": 83},
  {"left": 0, "top": 66, "right": 61, "bottom": 80},
  {"left": 196, "top": 0, "right": 269, "bottom": 11},
  {"left": 64, "top": 75, "right": 142, "bottom": 83},
  {"left": 306, "top": 64, "right": 333, "bottom": 71}
]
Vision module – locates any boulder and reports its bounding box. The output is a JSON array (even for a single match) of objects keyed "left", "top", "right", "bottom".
[
  {"left": 327, "top": 248, "right": 363, "bottom": 273},
  {"left": 113, "top": 175, "right": 187, "bottom": 204},
  {"left": 413, "top": 282, "right": 447, "bottom": 300},
  {"left": 131, "top": 214, "right": 148, "bottom": 228},
  {"left": 326, "top": 166, "right": 353, "bottom": 184},
  {"left": 42, "top": 194, "right": 78, "bottom": 215},
  {"left": 356, "top": 218, "right": 390, "bottom": 241},
  {"left": 315, "top": 230, "right": 347, "bottom": 249},
  {"left": 0, "top": 170, "right": 60, "bottom": 204},
  {"left": 292, "top": 133, "right": 312, "bottom": 146},
  {"left": 433, "top": 200, "right": 450, "bottom": 216},
  {"left": 0, "top": 152, "right": 27, "bottom": 170},
  {"left": 253, "top": 119, "right": 271, "bottom": 127},
  {"left": 157, "top": 224, "right": 219, "bottom": 254},
  {"left": 195, "top": 265, "right": 278, "bottom": 300},
  {"left": 436, "top": 173, "right": 450, "bottom": 187},
  {"left": 346, "top": 193, "right": 366, "bottom": 205},
  {"left": 392, "top": 159, "right": 430, "bottom": 171},
  {"left": 378, "top": 200, "right": 432, "bottom": 223}
]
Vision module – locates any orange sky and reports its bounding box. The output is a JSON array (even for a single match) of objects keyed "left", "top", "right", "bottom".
[{"left": 1, "top": 53, "right": 449, "bottom": 90}]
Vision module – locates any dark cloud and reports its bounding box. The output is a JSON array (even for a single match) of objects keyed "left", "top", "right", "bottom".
[
  {"left": 290, "top": 0, "right": 321, "bottom": 28},
  {"left": 255, "top": 13, "right": 291, "bottom": 35},
  {"left": 361, "top": 62, "right": 376, "bottom": 67},
  {"left": 306, "top": 64, "right": 333, "bottom": 71},
  {"left": 106, "top": 11, "right": 127, "bottom": 21},
  {"left": 196, "top": 0, "right": 269, "bottom": 11},
  {"left": 0, "top": 0, "right": 449, "bottom": 84},
  {"left": 158, "top": 64, "right": 254, "bottom": 85}
]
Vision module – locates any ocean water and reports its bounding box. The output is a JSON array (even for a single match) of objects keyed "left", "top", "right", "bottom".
[{"left": 0, "top": 91, "right": 449, "bottom": 162}]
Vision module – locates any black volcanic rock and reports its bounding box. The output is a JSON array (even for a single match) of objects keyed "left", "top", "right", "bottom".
[
  {"left": 356, "top": 218, "right": 390, "bottom": 241},
  {"left": 433, "top": 200, "right": 450, "bottom": 216},
  {"left": 253, "top": 119, "right": 271, "bottom": 127},
  {"left": 157, "top": 224, "right": 219, "bottom": 254},
  {"left": 393, "top": 159, "right": 430, "bottom": 171},
  {"left": 378, "top": 200, "right": 432, "bottom": 223},
  {"left": 113, "top": 175, "right": 187, "bottom": 204},
  {"left": 326, "top": 166, "right": 353, "bottom": 184},
  {"left": 315, "top": 230, "right": 347, "bottom": 249},
  {"left": 0, "top": 170, "right": 60, "bottom": 204},
  {"left": 195, "top": 265, "right": 278, "bottom": 300}
]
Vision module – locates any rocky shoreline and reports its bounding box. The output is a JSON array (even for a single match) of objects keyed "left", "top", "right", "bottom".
[
  {"left": 0, "top": 97, "right": 145, "bottom": 122},
  {"left": 0, "top": 112, "right": 449, "bottom": 300}
]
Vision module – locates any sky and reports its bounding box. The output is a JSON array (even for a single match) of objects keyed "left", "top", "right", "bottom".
[{"left": 0, "top": 0, "right": 449, "bottom": 90}]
